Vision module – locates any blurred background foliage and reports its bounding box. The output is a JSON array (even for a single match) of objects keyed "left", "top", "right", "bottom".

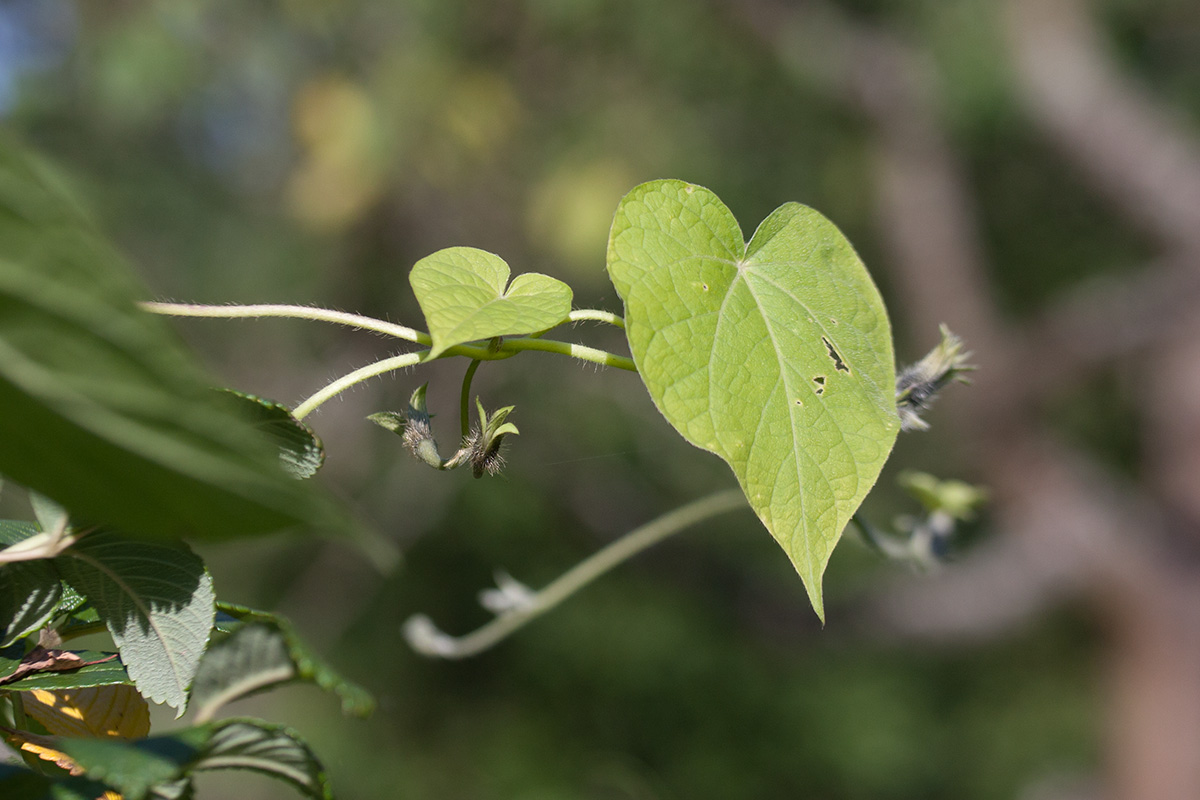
[{"left": 3, "top": 0, "right": 1199, "bottom": 797}]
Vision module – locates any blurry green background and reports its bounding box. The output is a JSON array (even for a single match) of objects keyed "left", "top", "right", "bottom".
[{"left": 5, "top": 0, "right": 1199, "bottom": 797}]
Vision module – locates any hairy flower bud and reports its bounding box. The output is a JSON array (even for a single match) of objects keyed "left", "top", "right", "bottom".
[{"left": 896, "top": 325, "right": 973, "bottom": 431}]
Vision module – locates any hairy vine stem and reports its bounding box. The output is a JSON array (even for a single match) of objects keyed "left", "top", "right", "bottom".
[
  {"left": 142, "top": 302, "right": 636, "bottom": 418},
  {"left": 292, "top": 352, "right": 426, "bottom": 419},
  {"left": 140, "top": 301, "right": 431, "bottom": 344},
  {"left": 403, "top": 488, "right": 748, "bottom": 659}
]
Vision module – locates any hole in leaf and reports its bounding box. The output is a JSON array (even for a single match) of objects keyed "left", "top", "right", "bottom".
[
  {"left": 821, "top": 336, "right": 849, "bottom": 373},
  {"left": 812, "top": 375, "right": 825, "bottom": 395}
]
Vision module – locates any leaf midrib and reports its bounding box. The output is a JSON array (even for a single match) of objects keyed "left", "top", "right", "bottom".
[{"left": 61, "top": 546, "right": 190, "bottom": 700}]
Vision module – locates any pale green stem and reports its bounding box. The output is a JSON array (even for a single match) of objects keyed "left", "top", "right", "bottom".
[
  {"left": 499, "top": 337, "right": 636, "bottom": 371},
  {"left": 293, "top": 352, "right": 426, "bottom": 419},
  {"left": 460, "top": 360, "right": 482, "bottom": 439},
  {"left": 294, "top": 337, "right": 633, "bottom": 418},
  {"left": 403, "top": 488, "right": 747, "bottom": 659},
  {"left": 144, "top": 301, "right": 634, "bottom": 370},
  {"left": 141, "top": 301, "right": 432, "bottom": 346},
  {"left": 567, "top": 309, "right": 625, "bottom": 329}
]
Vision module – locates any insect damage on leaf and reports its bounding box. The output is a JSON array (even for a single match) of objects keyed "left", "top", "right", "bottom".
[{"left": 821, "top": 336, "right": 850, "bottom": 373}]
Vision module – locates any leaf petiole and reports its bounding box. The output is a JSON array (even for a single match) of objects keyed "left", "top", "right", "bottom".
[
  {"left": 567, "top": 309, "right": 625, "bottom": 329},
  {"left": 460, "top": 360, "right": 482, "bottom": 440}
]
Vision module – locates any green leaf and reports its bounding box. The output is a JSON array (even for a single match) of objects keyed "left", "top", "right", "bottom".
[
  {"left": 192, "top": 718, "right": 332, "bottom": 800},
  {"left": 55, "top": 532, "right": 214, "bottom": 714},
  {"left": 29, "top": 493, "right": 69, "bottom": 534},
  {"left": 0, "top": 521, "right": 62, "bottom": 646},
  {"left": 211, "top": 603, "right": 373, "bottom": 717},
  {"left": 0, "top": 764, "right": 115, "bottom": 800},
  {"left": 0, "top": 647, "right": 130, "bottom": 691},
  {"left": 0, "top": 134, "right": 343, "bottom": 540},
  {"left": 219, "top": 390, "right": 325, "bottom": 479},
  {"left": 607, "top": 180, "right": 899, "bottom": 619},
  {"left": 190, "top": 624, "right": 293, "bottom": 721},
  {"left": 49, "top": 719, "right": 330, "bottom": 800},
  {"left": 57, "top": 726, "right": 210, "bottom": 800},
  {"left": 410, "top": 246, "right": 573, "bottom": 358}
]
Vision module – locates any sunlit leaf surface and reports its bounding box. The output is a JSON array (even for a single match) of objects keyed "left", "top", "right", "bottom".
[{"left": 607, "top": 180, "right": 899, "bottom": 618}]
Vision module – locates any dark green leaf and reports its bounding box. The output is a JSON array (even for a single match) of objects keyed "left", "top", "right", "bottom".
[
  {"left": 219, "top": 390, "right": 325, "bottom": 479},
  {"left": 59, "top": 726, "right": 210, "bottom": 800},
  {"left": 49, "top": 719, "right": 330, "bottom": 800},
  {"left": 190, "top": 623, "right": 294, "bottom": 720},
  {"left": 0, "top": 763, "right": 115, "bottom": 800},
  {"left": 0, "top": 646, "right": 130, "bottom": 691},
  {"left": 0, "top": 521, "right": 62, "bottom": 646},
  {"left": 193, "top": 718, "right": 333, "bottom": 800},
  {"left": 55, "top": 532, "right": 214, "bottom": 714},
  {"left": 0, "top": 134, "right": 343, "bottom": 540},
  {"left": 213, "top": 603, "right": 373, "bottom": 717}
]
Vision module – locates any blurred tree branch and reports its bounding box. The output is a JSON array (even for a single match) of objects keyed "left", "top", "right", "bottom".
[{"left": 732, "top": 0, "right": 1200, "bottom": 797}]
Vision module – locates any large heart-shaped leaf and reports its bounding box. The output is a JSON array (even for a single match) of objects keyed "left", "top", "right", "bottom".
[
  {"left": 0, "top": 134, "right": 343, "bottom": 539},
  {"left": 410, "top": 246, "right": 573, "bottom": 357},
  {"left": 607, "top": 180, "right": 899, "bottom": 619}
]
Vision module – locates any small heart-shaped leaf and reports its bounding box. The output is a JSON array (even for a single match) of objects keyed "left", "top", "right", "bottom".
[
  {"left": 607, "top": 180, "right": 899, "bottom": 620},
  {"left": 410, "top": 247, "right": 573, "bottom": 358}
]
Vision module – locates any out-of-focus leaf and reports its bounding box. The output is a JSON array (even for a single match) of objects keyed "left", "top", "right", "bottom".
[
  {"left": 212, "top": 603, "right": 373, "bottom": 717},
  {"left": 0, "top": 520, "right": 62, "bottom": 645},
  {"left": 30, "top": 493, "right": 70, "bottom": 534},
  {"left": 55, "top": 727, "right": 210, "bottom": 800},
  {"left": 55, "top": 532, "right": 214, "bottom": 715},
  {"left": 607, "top": 180, "right": 899, "bottom": 620},
  {"left": 0, "top": 763, "right": 115, "bottom": 800},
  {"left": 24, "top": 685, "right": 151, "bottom": 739},
  {"left": 11, "top": 719, "right": 330, "bottom": 800},
  {"left": 2, "top": 727, "right": 86, "bottom": 775},
  {"left": 189, "top": 623, "right": 292, "bottom": 722},
  {"left": 410, "top": 246, "right": 573, "bottom": 357},
  {"left": 0, "top": 134, "right": 343, "bottom": 540},
  {"left": 218, "top": 391, "right": 325, "bottom": 479}
]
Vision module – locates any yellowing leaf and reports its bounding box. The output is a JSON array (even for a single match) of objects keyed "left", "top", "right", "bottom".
[
  {"left": 1, "top": 727, "right": 83, "bottom": 774},
  {"left": 24, "top": 685, "right": 151, "bottom": 739},
  {"left": 1, "top": 727, "right": 128, "bottom": 797}
]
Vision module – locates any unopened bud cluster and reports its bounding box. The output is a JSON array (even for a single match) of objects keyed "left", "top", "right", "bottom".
[
  {"left": 895, "top": 325, "right": 973, "bottom": 432},
  {"left": 368, "top": 384, "right": 517, "bottom": 477}
]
